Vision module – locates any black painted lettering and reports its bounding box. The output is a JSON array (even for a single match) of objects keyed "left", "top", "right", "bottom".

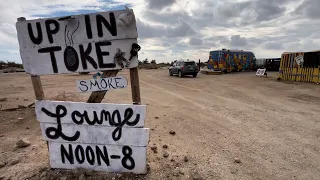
[
  {"left": 115, "top": 77, "right": 124, "bottom": 88},
  {"left": 71, "top": 111, "right": 86, "bottom": 125},
  {"left": 124, "top": 108, "right": 140, "bottom": 126},
  {"left": 84, "top": 15, "right": 93, "bottom": 39},
  {"left": 75, "top": 145, "right": 85, "bottom": 164},
  {"left": 107, "top": 78, "right": 115, "bottom": 89},
  {"left": 42, "top": 105, "right": 80, "bottom": 141},
  {"left": 109, "top": 110, "right": 120, "bottom": 126},
  {"left": 95, "top": 41, "right": 115, "bottom": 68},
  {"left": 79, "top": 43, "right": 97, "bottom": 70},
  {"left": 61, "top": 144, "right": 74, "bottom": 164},
  {"left": 96, "top": 146, "right": 110, "bottom": 166},
  {"left": 27, "top": 22, "right": 43, "bottom": 44},
  {"left": 45, "top": 19, "right": 60, "bottom": 44},
  {"left": 121, "top": 146, "right": 135, "bottom": 170},
  {"left": 100, "top": 110, "right": 112, "bottom": 123},
  {"left": 90, "top": 80, "right": 101, "bottom": 90},
  {"left": 100, "top": 79, "right": 107, "bottom": 89},
  {"left": 85, "top": 146, "right": 95, "bottom": 165},
  {"left": 79, "top": 80, "right": 88, "bottom": 92},
  {"left": 69, "top": 108, "right": 140, "bottom": 142},
  {"left": 110, "top": 110, "right": 121, "bottom": 141},
  {"left": 113, "top": 108, "right": 139, "bottom": 141},
  {"left": 64, "top": 46, "right": 79, "bottom": 72},
  {"left": 96, "top": 13, "right": 117, "bottom": 37},
  {"left": 38, "top": 46, "right": 62, "bottom": 73},
  {"left": 92, "top": 111, "right": 103, "bottom": 124}
]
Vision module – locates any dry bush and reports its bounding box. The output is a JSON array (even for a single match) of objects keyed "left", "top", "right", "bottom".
[{"left": 138, "top": 64, "right": 161, "bottom": 69}]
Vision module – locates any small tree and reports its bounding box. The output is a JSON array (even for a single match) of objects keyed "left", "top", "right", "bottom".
[
  {"left": 143, "top": 58, "right": 149, "bottom": 64},
  {"left": 138, "top": 60, "right": 142, "bottom": 65},
  {"left": 150, "top": 60, "right": 156, "bottom": 64}
]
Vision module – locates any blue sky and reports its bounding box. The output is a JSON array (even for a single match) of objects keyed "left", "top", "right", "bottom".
[{"left": 1, "top": 0, "right": 320, "bottom": 63}]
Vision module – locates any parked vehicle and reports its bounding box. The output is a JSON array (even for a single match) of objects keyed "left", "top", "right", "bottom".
[
  {"left": 208, "top": 49, "right": 256, "bottom": 73},
  {"left": 169, "top": 60, "right": 199, "bottom": 78},
  {"left": 255, "top": 58, "right": 281, "bottom": 71}
]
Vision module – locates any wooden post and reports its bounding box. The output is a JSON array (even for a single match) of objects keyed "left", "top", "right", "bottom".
[
  {"left": 198, "top": 59, "right": 201, "bottom": 71},
  {"left": 18, "top": 17, "right": 45, "bottom": 101},
  {"left": 130, "top": 67, "right": 141, "bottom": 104},
  {"left": 30, "top": 75, "right": 45, "bottom": 100},
  {"left": 87, "top": 70, "right": 119, "bottom": 103}
]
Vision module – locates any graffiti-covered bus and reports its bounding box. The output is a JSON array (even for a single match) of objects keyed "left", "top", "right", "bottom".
[{"left": 208, "top": 49, "right": 256, "bottom": 72}]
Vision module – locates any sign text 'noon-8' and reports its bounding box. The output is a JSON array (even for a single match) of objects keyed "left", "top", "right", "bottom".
[
  {"left": 16, "top": 8, "right": 139, "bottom": 75},
  {"left": 35, "top": 100, "right": 148, "bottom": 173}
]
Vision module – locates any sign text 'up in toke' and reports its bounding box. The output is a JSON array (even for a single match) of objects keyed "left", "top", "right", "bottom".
[{"left": 16, "top": 9, "right": 139, "bottom": 75}]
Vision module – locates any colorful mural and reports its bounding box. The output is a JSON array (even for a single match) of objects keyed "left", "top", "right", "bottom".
[
  {"left": 208, "top": 49, "right": 256, "bottom": 72},
  {"left": 278, "top": 50, "right": 320, "bottom": 83}
]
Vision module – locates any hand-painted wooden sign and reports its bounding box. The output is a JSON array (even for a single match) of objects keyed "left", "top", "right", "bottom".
[
  {"left": 295, "top": 55, "right": 304, "bottom": 66},
  {"left": 256, "top": 68, "right": 266, "bottom": 76},
  {"left": 16, "top": 8, "right": 139, "bottom": 75},
  {"left": 35, "top": 100, "right": 148, "bottom": 173},
  {"left": 40, "top": 124, "right": 149, "bottom": 146},
  {"left": 35, "top": 100, "right": 146, "bottom": 126},
  {"left": 49, "top": 142, "right": 147, "bottom": 173},
  {"left": 76, "top": 76, "right": 128, "bottom": 93}
]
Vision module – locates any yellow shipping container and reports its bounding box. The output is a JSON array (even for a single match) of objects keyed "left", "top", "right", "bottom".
[{"left": 278, "top": 50, "right": 320, "bottom": 83}]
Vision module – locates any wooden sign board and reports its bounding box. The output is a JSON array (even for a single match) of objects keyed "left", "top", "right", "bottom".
[
  {"left": 16, "top": 9, "right": 138, "bottom": 75},
  {"left": 40, "top": 123, "right": 149, "bottom": 146},
  {"left": 295, "top": 55, "right": 304, "bottom": 66},
  {"left": 76, "top": 76, "right": 128, "bottom": 93},
  {"left": 17, "top": 7, "right": 145, "bottom": 175},
  {"left": 49, "top": 142, "right": 147, "bottom": 173},
  {"left": 256, "top": 68, "right": 266, "bottom": 76},
  {"left": 35, "top": 100, "right": 146, "bottom": 126},
  {"left": 36, "top": 100, "right": 148, "bottom": 173}
]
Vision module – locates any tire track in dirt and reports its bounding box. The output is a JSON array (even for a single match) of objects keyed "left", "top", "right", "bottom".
[
  {"left": 140, "top": 80, "right": 207, "bottom": 110},
  {"left": 140, "top": 75, "right": 285, "bottom": 179},
  {"left": 140, "top": 71, "right": 320, "bottom": 180}
]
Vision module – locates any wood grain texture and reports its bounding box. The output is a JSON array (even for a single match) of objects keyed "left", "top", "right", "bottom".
[
  {"left": 20, "top": 39, "right": 138, "bottom": 75},
  {"left": 16, "top": 10, "right": 138, "bottom": 50},
  {"left": 35, "top": 100, "right": 146, "bottom": 127},
  {"left": 40, "top": 123, "right": 149, "bottom": 146},
  {"left": 130, "top": 68, "right": 141, "bottom": 104},
  {"left": 31, "top": 75, "right": 44, "bottom": 100},
  {"left": 48, "top": 142, "right": 147, "bottom": 174}
]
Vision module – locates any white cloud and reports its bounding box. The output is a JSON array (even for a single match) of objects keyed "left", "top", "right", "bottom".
[{"left": 1, "top": 0, "right": 320, "bottom": 63}]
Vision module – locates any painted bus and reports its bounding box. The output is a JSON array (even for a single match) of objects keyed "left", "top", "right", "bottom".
[{"left": 208, "top": 49, "right": 256, "bottom": 72}]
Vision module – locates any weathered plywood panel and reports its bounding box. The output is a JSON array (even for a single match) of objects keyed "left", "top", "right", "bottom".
[
  {"left": 255, "top": 68, "right": 266, "bottom": 76},
  {"left": 76, "top": 76, "right": 127, "bottom": 93},
  {"left": 16, "top": 9, "right": 139, "bottom": 75},
  {"left": 40, "top": 123, "right": 149, "bottom": 146},
  {"left": 16, "top": 10, "right": 138, "bottom": 50},
  {"left": 35, "top": 100, "right": 146, "bottom": 127},
  {"left": 20, "top": 39, "right": 138, "bottom": 75},
  {"left": 49, "top": 142, "right": 147, "bottom": 174}
]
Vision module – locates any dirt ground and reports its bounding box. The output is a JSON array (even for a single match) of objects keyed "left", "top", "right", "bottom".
[{"left": 0, "top": 69, "right": 320, "bottom": 180}]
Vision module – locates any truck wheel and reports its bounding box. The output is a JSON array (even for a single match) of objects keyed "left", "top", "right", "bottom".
[
  {"left": 169, "top": 70, "right": 173, "bottom": 76},
  {"left": 193, "top": 73, "right": 197, "bottom": 78}
]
